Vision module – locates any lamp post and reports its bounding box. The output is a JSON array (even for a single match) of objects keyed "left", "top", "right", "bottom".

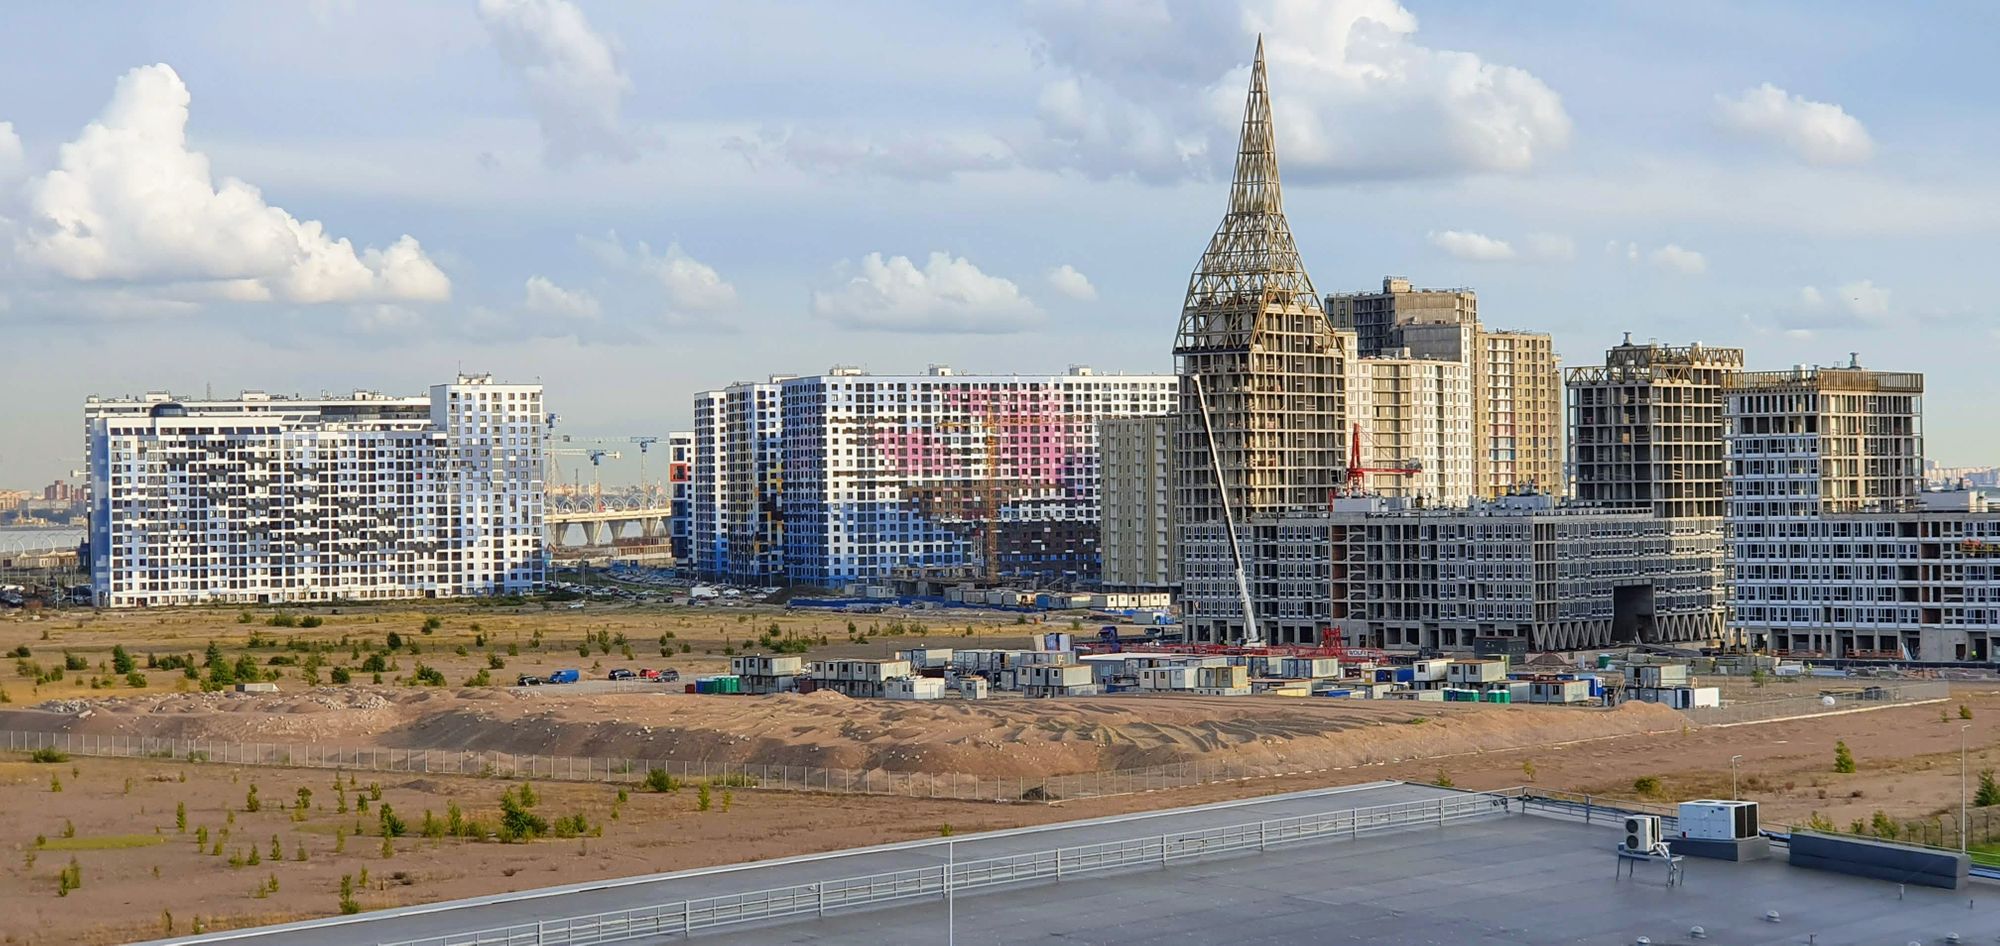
[
  {"left": 1962, "top": 723, "right": 1972, "bottom": 853},
  {"left": 1730, "top": 755, "right": 1743, "bottom": 801}
]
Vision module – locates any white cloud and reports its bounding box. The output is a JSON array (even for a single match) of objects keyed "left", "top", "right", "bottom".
[
  {"left": 1021, "top": 0, "right": 1570, "bottom": 181},
  {"left": 1769, "top": 278, "right": 1897, "bottom": 333},
  {"left": 812, "top": 252, "right": 1043, "bottom": 334},
  {"left": 1046, "top": 263, "right": 1098, "bottom": 300},
  {"left": 1647, "top": 244, "right": 1707, "bottom": 276},
  {"left": 573, "top": 231, "right": 739, "bottom": 331},
  {"left": 654, "top": 243, "right": 738, "bottom": 312},
  {"left": 11, "top": 64, "right": 449, "bottom": 306},
  {"left": 1428, "top": 229, "right": 1513, "bottom": 261},
  {"left": 0, "top": 121, "right": 23, "bottom": 182},
  {"left": 1716, "top": 83, "right": 1873, "bottom": 165},
  {"left": 1429, "top": 229, "right": 1573, "bottom": 263},
  {"left": 521, "top": 275, "right": 600, "bottom": 319},
  {"left": 1837, "top": 278, "right": 1892, "bottom": 320},
  {"left": 478, "top": 0, "right": 636, "bottom": 166}
]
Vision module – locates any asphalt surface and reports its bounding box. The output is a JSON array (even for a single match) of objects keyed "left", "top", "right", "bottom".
[{"left": 137, "top": 781, "right": 1447, "bottom": 946}]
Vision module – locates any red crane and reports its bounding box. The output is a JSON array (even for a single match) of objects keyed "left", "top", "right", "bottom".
[{"left": 1331, "top": 421, "right": 1420, "bottom": 505}]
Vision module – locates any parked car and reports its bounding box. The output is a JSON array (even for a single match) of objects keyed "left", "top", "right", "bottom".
[
  {"left": 547, "top": 669, "right": 581, "bottom": 684},
  {"left": 607, "top": 668, "right": 636, "bottom": 681},
  {"left": 516, "top": 674, "right": 543, "bottom": 686},
  {"left": 656, "top": 668, "right": 680, "bottom": 683}
]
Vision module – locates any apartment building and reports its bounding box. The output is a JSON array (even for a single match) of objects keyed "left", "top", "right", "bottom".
[
  {"left": 1568, "top": 336, "right": 1743, "bottom": 518},
  {"left": 83, "top": 375, "right": 545, "bottom": 607},
  {"left": 776, "top": 366, "right": 1175, "bottom": 586},
  {"left": 1724, "top": 361, "right": 1958, "bottom": 657},
  {"left": 1349, "top": 353, "right": 1474, "bottom": 503},
  {"left": 666, "top": 431, "right": 694, "bottom": 563},
  {"left": 691, "top": 378, "right": 789, "bottom": 584},
  {"left": 1327, "top": 277, "right": 1563, "bottom": 499},
  {"left": 1317, "top": 494, "right": 1725, "bottom": 652},
  {"left": 1098, "top": 415, "right": 1177, "bottom": 592}
]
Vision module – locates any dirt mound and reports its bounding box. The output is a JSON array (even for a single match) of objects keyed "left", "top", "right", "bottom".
[{"left": 0, "top": 687, "right": 1689, "bottom": 781}]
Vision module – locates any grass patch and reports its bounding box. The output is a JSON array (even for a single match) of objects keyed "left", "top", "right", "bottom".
[
  {"left": 38, "top": 833, "right": 167, "bottom": 851},
  {"left": 1972, "top": 842, "right": 2000, "bottom": 868}
]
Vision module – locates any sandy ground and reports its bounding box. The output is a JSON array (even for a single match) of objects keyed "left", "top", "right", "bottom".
[
  {"left": 3, "top": 688, "right": 1997, "bottom": 944},
  {"left": 1, "top": 686, "right": 1693, "bottom": 779}
]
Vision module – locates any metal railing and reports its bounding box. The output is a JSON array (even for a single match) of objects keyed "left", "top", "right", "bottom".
[
  {"left": 1673, "top": 680, "right": 1951, "bottom": 725},
  {"left": 376, "top": 790, "right": 1514, "bottom": 946}
]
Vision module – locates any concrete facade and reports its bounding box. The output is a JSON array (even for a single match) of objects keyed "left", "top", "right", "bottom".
[
  {"left": 1568, "top": 337, "right": 1743, "bottom": 519},
  {"left": 692, "top": 377, "right": 789, "bottom": 585},
  {"left": 1722, "top": 362, "right": 1988, "bottom": 659},
  {"left": 1098, "top": 415, "right": 1177, "bottom": 591},
  {"left": 84, "top": 376, "right": 545, "bottom": 607}
]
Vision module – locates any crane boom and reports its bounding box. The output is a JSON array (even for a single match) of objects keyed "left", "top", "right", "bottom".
[{"left": 1189, "top": 375, "right": 1261, "bottom": 647}]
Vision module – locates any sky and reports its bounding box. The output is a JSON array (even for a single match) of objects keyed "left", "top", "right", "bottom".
[{"left": 1, "top": 0, "right": 1996, "bottom": 487}]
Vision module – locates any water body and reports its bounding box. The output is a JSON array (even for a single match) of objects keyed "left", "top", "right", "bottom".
[{"left": 0, "top": 527, "right": 84, "bottom": 553}]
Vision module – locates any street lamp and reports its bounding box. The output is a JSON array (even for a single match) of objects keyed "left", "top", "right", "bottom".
[
  {"left": 1962, "top": 723, "right": 1972, "bottom": 853},
  {"left": 1730, "top": 755, "right": 1743, "bottom": 801}
]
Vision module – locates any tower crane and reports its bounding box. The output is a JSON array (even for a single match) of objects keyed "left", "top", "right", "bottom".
[
  {"left": 548, "top": 448, "right": 622, "bottom": 510},
  {"left": 630, "top": 436, "right": 661, "bottom": 503},
  {"left": 1332, "top": 421, "right": 1421, "bottom": 503},
  {"left": 1189, "top": 375, "right": 1261, "bottom": 647}
]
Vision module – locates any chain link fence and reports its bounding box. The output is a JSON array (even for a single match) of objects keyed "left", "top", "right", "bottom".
[
  {"left": 0, "top": 728, "right": 1288, "bottom": 804},
  {"left": 1673, "top": 680, "right": 1952, "bottom": 725}
]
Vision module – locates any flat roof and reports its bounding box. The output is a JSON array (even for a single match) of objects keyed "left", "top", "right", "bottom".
[
  {"left": 706, "top": 810, "right": 1998, "bottom": 946},
  {"left": 142, "top": 782, "right": 1998, "bottom": 946}
]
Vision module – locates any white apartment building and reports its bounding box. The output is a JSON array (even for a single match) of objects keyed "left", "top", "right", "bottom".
[
  {"left": 774, "top": 365, "right": 1176, "bottom": 586},
  {"left": 1098, "top": 415, "right": 1177, "bottom": 591},
  {"left": 84, "top": 375, "right": 545, "bottom": 608},
  {"left": 692, "top": 378, "right": 789, "bottom": 584},
  {"left": 1723, "top": 362, "right": 1986, "bottom": 659}
]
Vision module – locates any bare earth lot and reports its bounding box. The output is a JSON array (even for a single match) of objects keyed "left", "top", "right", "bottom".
[{"left": 1, "top": 602, "right": 1996, "bottom": 943}]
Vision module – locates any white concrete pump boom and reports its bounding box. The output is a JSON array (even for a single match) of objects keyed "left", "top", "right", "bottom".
[{"left": 1189, "top": 374, "right": 1262, "bottom": 647}]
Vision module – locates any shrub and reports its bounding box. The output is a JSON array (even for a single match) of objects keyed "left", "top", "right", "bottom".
[
  {"left": 1632, "top": 776, "right": 1663, "bottom": 798},
  {"left": 339, "top": 874, "right": 359, "bottom": 914},
  {"left": 498, "top": 788, "right": 547, "bottom": 841},
  {"left": 697, "top": 783, "right": 713, "bottom": 811},
  {"left": 62, "top": 652, "right": 88, "bottom": 671},
  {"left": 245, "top": 784, "right": 261, "bottom": 813},
  {"left": 422, "top": 616, "right": 442, "bottom": 633},
  {"left": 378, "top": 804, "right": 407, "bottom": 838},
  {"left": 1977, "top": 768, "right": 1999, "bottom": 808},
  {"left": 1962, "top": 704, "right": 1975, "bottom": 720},
  {"left": 644, "top": 769, "right": 681, "bottom": 793},
  {"left": 111, "top": 646, "right": 135, "bottom": 674},
  {"left": 464, "top": 669, "right": 492, "bottom": 687},
  {"left": 29, "top": 747, "right": 68, "bottom": 764},
  {"left": 330, "top": 667, "right": 352, "bottom": 684},
  {"left": 1432, "top": 770, "right": 1453, "bottom": 789},
  {"left": 488, "top": 653, "right": 506, "bottom": 670},
  {"left": 126, "top": 671, "right": 148, "bottom": 688},
  {"left": 1804, "top": 811, "right": 1837, "bottom": 833},
  {"left": 1833, "top": 740, "right": 1856, "bottom": 774},
  {"left": 409, "top": 664, "right": 445, "bottom": 687},
  {"left": 300, "top": 615, "right": 324, "bottom": 628},
  {"left": 385, "top": 631, "right": 403, "bottom": 651},
  {"left": 1870, "top": 809, "right": 1898, "bottom": 839}
]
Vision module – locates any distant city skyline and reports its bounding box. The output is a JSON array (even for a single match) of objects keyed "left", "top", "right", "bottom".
[{"left": 5, "top": 1, "right": 2000, "bottom": 485}]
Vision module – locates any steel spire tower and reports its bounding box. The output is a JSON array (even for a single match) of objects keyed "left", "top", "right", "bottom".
[{"left": 1173, "top": 36, "right": 1353, "bottom": 645}]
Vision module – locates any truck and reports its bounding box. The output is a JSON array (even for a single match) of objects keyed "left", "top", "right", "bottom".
[
  {"left": 1085, "top": 625, "right": 1181, "bottom": 653},
  {"left": 547, "top": 669, "right": 581, "bottom": 684}
]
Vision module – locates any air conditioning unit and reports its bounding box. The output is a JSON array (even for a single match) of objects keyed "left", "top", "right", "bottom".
[
  {"left": 1623, "top": 814, "right": 1661, "bottom": 853},
  {"left": 1678, "top": 800, "right": 1760, "bottom": 840}
]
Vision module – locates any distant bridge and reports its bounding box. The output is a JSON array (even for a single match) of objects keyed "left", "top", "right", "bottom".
[{"left": 545, "top": 507, "right": 672, "bottom": 548}]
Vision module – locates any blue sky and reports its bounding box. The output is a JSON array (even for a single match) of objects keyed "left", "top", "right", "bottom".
[{"left": 1, "top": 0, "right": 1995, "bottom": 486}]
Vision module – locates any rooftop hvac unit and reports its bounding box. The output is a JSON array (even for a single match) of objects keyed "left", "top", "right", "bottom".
[
  {"left": 1677, "top": 800, "right": 1760, "bottom": 841},
  {"left": 1623, "top": 814, "right": 1661, "bottom": 854}
]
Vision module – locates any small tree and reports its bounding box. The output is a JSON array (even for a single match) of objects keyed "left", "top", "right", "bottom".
[
  {"left": 245, "top": 783, "right": 261, "bottom": 813},
  {"left": 1869, "top": 809, "right": 1899, "bottom": 840},
  {"left": 1833, "top": 740, "right": 1855, "bottom": 774},
  {"left": 1804, "top": 811, "right": 1837, "bottom": 833},
  {"left": 176, "top": 802, "right": 187, "bottom": 833},
  {"left": 1977, "top": 768, "right": 2000, "bottom": 808},
  {"left": 697, "top": 783, "right": 713, "bottom": 811},
  {"left": 339, "top": 874, "right": 360, "bottom": 914},
  {"left": 1632, "top": 775, "right": 1663, "bottom": 798},
  {"left": 1749, "top": 668, "right": 1768, "bottom": 688},
  {"left": 1521, "top": 760, "right": 1537, "bottom": 782},
  {"left": 111, "top": 645, "right": 135, "bottom": 675},
  {"left": 1961, "top": 704, "right": 1975, "bottom": 720},
  {"left": 1432, "top": 769, "right": 1454, "bottom": 789}
]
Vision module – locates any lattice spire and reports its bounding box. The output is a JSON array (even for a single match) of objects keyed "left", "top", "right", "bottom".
[{"left": 1177, "top": 35, "right": 1322, "bottom": 326}]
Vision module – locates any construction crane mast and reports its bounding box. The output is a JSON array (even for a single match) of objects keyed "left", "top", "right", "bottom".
[
  {"left": 1189, "top": 375, "right": 1262, "bottom": 647},
  {"left": 919, "top": 411, "right": 1062, "bottom": 585},
  {"left": 629, "top": 436, "right": 661, "bottom": 504},
  {"left": 1332, "top": 421, "right": 1421, "bottom": 503}
]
